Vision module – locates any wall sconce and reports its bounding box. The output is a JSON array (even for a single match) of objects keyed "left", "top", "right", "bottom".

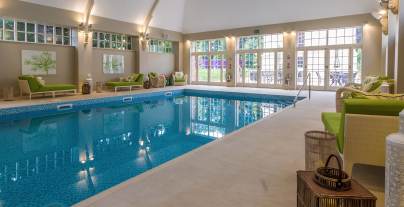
[
  {"left": 380, "top": 15, "right": 388, "bottom": 35},
  {"left": 140, "top": 32, "right": 150, "bottom": 51},
  {"left": 379, "top": 0, "right": 399, "bottom": 15},
  {"left": 78, "top": 22, "right": 93, "bottom": 46}
]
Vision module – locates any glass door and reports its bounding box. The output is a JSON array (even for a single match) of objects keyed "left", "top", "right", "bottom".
[
  {"left": 197, "top": 55, "right": 209, "bottom": 82},
  {"left": 210, "top": 54, "right": 226, "bottom": 83},
  {"left": 260, "top": 51, "right": 284, "bottom": 87},
  {"left": 260, "top": 52, "right": 275, "bottom": 85},
  {"left": 307, "top": 50, "right": 326, "bottom": 89},
  {"left": 296, "top": 48, "right": 362, "bottom": 90},
  {"left": 329, "top": 49, "right": 350, "bottom": 88},
  {"left": 237, "top": 53, "right": 258, "bottom": 86}
]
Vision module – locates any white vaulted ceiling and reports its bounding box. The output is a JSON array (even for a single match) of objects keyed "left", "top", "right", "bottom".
[
  {"left": 20, "top": 0, "right": 187, "bottom": 32},
  {"left": 20, "top": 0, "right": 379, "bottom": 33}
]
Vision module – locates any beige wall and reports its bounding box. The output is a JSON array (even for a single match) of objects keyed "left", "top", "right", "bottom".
[
  {"left": 0, "top": 0, "right": 182, "bottom": 97},
  {"left": 91, "top": 49, "right": 137, "bottom": 82},
  {"left": 0, "top": 41, "right": 76, "bottom": 96},
  {"left": 183, "top": 14, "right": 383, "bottom": 90}
]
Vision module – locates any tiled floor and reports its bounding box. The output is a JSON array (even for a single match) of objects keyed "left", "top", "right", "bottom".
[{"left": 2, "top": 86, "right": 371, "bottom": 207}]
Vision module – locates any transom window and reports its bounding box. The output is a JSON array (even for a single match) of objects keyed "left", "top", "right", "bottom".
[
  {"left": 92, "top": 31, "right": 133, "bottom": 50},
  {"left": 0, "top": 17, "right": 72, "bottom": 46},
  {"left": 148, "top": 39, "right": 173, "bottom": 53},
  {"left": 297, "top": 26, "right": 362, "bottom": 48},
  {"left": 191, "top": 39, "right": 226, "bottom": 53},
  {"left": 238, "top": 33, "right": 283, "bottom": 50}
]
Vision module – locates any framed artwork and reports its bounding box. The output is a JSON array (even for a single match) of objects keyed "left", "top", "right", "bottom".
[
  {"left": 103, "top": 54, "right": 124, "bottom": 74},
  {"left": 22, "top": 50, "right": 57, "bottom": 75}
]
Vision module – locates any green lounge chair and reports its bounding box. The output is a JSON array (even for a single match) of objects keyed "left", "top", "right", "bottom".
[
  {"left": 106, "top": 73, "right": 144, "bottom": 92},
  {"left": 18, "top": 76, "right": 77, "bottom": 100},
  {"left": 322, "top": 99, "right": 404, "bottom": 174},
  {"left": 172, "top": 72, "right": 188, "bottom": 86}
]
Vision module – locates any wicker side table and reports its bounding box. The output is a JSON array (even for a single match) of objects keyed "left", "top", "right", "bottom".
[{"left": 297, "top": 171, "right": 376, "bottom": 207}]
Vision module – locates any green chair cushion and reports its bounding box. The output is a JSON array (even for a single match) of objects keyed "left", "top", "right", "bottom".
[
  {"left": 149, "top": 72, "right": 158, "bottom": 79},
  {"left": 321, "top": 112, "right": 342, "bottom": 152},
  {"left": 106, "top": 81, "right": 143, "bottom": 87},
  {"left": 321, "top": 112, "right": 341, "bottom": 136},
  {"left": 19, "top": 76, "right": 43, "bottom": 92},
  {"left": 175, "top": 78, "right": 186, "bottom": 82},
  {"left": 38, "top": 84, "right": 76, "bottom": 92}
]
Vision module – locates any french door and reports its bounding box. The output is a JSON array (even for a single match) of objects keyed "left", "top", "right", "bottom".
[
  {"left": 296, "top": 47, "right": 362, "bottom": 90},
  {"left": 237, "top": 51, "right": 284, "bottom": 87},
  {"left": 192, "top": 54, "right": 227, "bottom": 84}
]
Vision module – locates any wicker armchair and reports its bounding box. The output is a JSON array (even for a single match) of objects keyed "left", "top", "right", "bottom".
[{"left": 148, "top": 72, "right": 166, "bottom": 88}]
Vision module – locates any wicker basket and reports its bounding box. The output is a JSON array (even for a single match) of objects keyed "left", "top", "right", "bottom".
[
  {"left": 305, "top": 131, "right": 338, "bottom": 171},
  {"left": 297, "top": 171, "right": 377, "bottom": 207},
  {"left": 313, "top": 154, "right": 351, "bottom": 191}
]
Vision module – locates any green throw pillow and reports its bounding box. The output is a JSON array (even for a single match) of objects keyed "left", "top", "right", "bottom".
[{"left": 131, "top": 74, "right": 140, "bottom": 82}]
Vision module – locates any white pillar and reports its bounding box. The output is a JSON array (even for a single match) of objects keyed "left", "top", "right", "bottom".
[{"left": 385, "top": 110, "right": 404, "bottom": 207}]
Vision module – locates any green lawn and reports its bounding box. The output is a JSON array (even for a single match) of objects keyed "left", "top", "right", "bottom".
[{"left": 198, "top": 70, "right": 223, "bottom": 82}]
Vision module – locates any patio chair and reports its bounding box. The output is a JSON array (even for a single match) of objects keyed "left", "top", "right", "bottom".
[
  {"left": 172, "top": 72, "right": 188, "bottom": 86},
  {"left": 18, "top": 76, "right": 77, "bottom": 100}
]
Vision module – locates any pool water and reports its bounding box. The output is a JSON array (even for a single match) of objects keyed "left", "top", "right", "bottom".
[{"left": 0, "top": 92, "right": 295, "bottom": 206}]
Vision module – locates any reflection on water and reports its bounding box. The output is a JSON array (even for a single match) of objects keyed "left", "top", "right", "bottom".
[{"left": 0, "top": 95, "right": 290, "bottom": 207}]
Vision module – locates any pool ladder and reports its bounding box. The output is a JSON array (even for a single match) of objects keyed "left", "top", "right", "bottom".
[{"left": 293, "top": 73, "right": 312, "bottom": 107}]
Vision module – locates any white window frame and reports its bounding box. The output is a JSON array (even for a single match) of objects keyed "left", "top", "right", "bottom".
[
  {"left": 295, "top": 26, "right": 363, "bottom": 90},
  {"left": 190, "top": 38, "right": 227, "bottom": 85},
  {"left": 235, "top": 33, "right": 285, "bottom": 88}
]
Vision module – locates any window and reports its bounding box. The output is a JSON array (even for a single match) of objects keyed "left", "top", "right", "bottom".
[
  {"left": 238, "top": 34, "right": 283, "bottom": 50},
  {"left": 63, "top": 28, "right": 70, "bottom": 45},
  {"left": 148, "top": 39, "right": 173, "bottom": 53},
  {"left": 328, "top": 27, "right": 362, "bottom": 45},
  {"left": 191, "top": 38, "right": 227, "bottom": 83},
  {"left": 46, "top": 25, "right": 53, "bottom": 44},
  {"left": 37, "top": 24, "right": 45, "bottom": 43},
  {"left": 4, "top": 19, "right": 14, "bottom": 41},
  {"left": 192, "top": 40, "right": 209, "bottom": 53},
  {"left": 296, "top": 26, "right": 363, "bottom": 89},
  {"left": 0, "top": 17, "right": 72, "bottom": 45},
  {"left": 17, "top": 21, "right": 25, "bottom": 42},
  {"left": 262, "top": 34, "right": 283, "bottom": 49},
  {"left": 55, "top": 26, "right": 63, "bottom": 45},
  {"left": 297, "top": 30, "right": 327, "bottom": 47},
  {"left": 297, "top": 26, "right": 362, "bottom": 48},
  {"left": 27, "top": 23, "right": 35, "bottom": 43},
  {"left": 92, "top": 31, "right": 134, "bottom": 50},
  {"left": 0, "top": 18, "right": 3, "bottom": 40}
]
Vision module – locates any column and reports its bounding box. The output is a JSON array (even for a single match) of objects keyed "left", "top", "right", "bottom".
[{"left": 395, "top": 0, "right": 404, "bottom": 93}]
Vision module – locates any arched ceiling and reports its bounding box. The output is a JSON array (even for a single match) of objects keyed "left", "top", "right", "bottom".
[
  {"left": 20, "top": 0, "right": 379, "bottom": 33},
  {"left": 20, "top": 0, "right": 186, "bottom": 32}
]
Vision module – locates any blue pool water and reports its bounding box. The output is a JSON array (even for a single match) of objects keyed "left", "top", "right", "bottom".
[{"left": 0, "top": 90, "right": 299, "bottom": 206}]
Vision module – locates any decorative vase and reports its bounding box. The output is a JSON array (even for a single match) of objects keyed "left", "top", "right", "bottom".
[
  {"left": 82, "top": 82, "right": 91, "bottom": 95},
  {"left": 386, "top": 110, "right": 404, "bottom": 207}
]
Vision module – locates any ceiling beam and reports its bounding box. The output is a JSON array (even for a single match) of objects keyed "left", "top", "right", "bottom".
[
  {"left": 83, "top": 0, "right": 95, "bottom": 26},
  {"left": 143, "top": 0, "right": 160, "bottom": 34}
]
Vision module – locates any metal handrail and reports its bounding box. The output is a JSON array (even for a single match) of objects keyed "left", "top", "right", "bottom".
[{"left": 293, "top": 73, "right": 312, "bottom": 107}]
